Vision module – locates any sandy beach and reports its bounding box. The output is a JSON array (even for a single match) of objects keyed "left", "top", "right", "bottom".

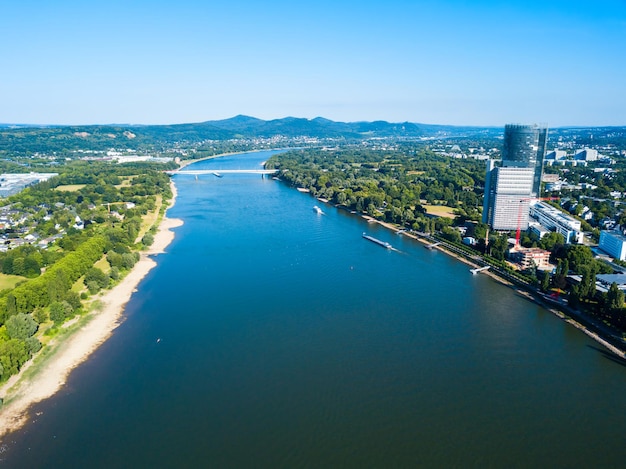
[{"left": 0, "top": 181, "right": 182, "bottom": 441}]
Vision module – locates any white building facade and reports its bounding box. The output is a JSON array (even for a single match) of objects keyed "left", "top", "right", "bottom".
[
  {"left": 484, "top": 166, "right": 535, "bottom": 231},
  {"left": 529, "top": 202, "right": 583, "bottom": 244}
]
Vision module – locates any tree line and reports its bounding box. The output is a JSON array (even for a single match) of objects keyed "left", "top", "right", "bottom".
[{"left": 0, "top": 161, "right": 172, "bottom": 384}]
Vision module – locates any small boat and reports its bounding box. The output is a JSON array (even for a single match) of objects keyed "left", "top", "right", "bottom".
[
  {"left": 212, "top": 172, "right": 223, "bottom": 178},
  {"left": 313, "top": 205, "right": 324, "bottom": 215},
  {"left": 362, "top": 232, "right": 392, "bottom": 249}
]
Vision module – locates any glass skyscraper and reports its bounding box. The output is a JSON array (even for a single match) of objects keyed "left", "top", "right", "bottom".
[
  {"left": 482, "top": 124, "right": 548, "bottom": 231},
  {"left": 501, "top": 124, "right": 548, "bottom": 197}
]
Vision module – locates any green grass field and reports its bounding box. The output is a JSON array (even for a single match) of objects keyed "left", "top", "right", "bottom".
[
  {"left": 0, "top": 273, "right": 27, "bottom": 291},
  {"left": 422, "top": 204, "right": 457, "bottom": 219},
  {"left": 54, "top": 184, "right": 86, "bottom": 192}
]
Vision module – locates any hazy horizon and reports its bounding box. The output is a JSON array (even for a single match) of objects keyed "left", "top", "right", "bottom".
[{"left": 0, "top": 114, "right": 623, "bottom": 129}]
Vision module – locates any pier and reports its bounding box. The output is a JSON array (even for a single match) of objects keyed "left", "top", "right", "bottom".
[
  {"left": 470, "top": 266, "right": 490, "bottom": 275},
  {"left": 425, "top": 242, "right": 441, "bottom": 249}
]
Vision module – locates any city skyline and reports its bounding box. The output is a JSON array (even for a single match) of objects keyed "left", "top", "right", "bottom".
[{"left": 1, "top": 0, "right": 625, "bottom": 127}]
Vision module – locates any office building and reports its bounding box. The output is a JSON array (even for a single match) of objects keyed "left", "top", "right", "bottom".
[
  {"left": 501, "top": 124, "right": 547, "bottom": 196},
  {"left": 529, "top": 201, "right": 583, "bottom": 244},
  {"left": 483, "top": 165, "right": 535, "bottom": 230},
  {"left": 599, "top": 230, "right": 626, "bottom": 261},
  {"left": 574, "top": 148, "right": 599, "bottom": 161},
  {"left": 482, "top": 124, "right": 548, "bottom": 231}
]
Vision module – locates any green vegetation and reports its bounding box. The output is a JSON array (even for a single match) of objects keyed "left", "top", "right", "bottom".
[
  {"left": 266, "top": 147, "right": 485, "bottom": 231},
  {"left": 0, "top": 273, "right": 27, "bottom": 291},
  {"left": 0, "top": 161, "right": 172, "bottom": 384}
]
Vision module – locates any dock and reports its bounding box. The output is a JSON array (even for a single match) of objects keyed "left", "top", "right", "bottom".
[
  {"left": 470, "top": 266, "right": 490, "bottom": 275},
  {"left": 425, "top": 242, "right": 441, "bottom": 249}
]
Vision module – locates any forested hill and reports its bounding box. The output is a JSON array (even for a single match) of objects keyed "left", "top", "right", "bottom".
[
  {"left": 3, "top": 117, "right": 624, "bottom": 156},
  {"left": 0, "top": 116, "right": 499, "bottom": 154}
]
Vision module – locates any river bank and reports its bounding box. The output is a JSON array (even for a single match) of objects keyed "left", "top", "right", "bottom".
[
  {"left": 352, "top": 205, "right": 626, "bottom": 358},
  {"left": 177, "top": 149, "right": 272, "bottom": 169},
  {"left": 0, "top": 181, "right": 182, "bottom": 441}
]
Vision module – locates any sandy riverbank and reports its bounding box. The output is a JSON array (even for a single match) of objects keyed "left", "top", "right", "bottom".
[{"left": 0, "top": 181, "right": 183, "bottom": 441}]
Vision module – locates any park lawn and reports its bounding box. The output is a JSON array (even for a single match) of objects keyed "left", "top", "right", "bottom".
[
  {"left": 93, "top": 256, "right": 111, "bottom": 274},
  {"left": 55, "top": 184, "right": 86, "bottom": 192},
  {"left": 0, "top": 272, "right": 27, "bottom": 290},
  {"left": 422, "top": 204, "right": 457, "bottom": 219}
]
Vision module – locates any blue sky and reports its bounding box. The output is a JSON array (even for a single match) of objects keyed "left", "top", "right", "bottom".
[{"left": 1, "top": 0, "right": 624, "bottom": 126}]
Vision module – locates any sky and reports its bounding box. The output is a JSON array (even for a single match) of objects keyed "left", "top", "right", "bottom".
[{"left": 1, "top": 0, "right": 625, "bottom": 127}]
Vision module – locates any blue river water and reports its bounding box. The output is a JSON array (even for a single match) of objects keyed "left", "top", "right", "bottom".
[{"left": 3, "top": 150, "right": 626, "bottom": 468}]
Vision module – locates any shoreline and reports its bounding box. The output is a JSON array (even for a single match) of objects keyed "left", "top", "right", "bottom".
[
  {"left": 0, "top": 180, "right": 182, "bottom": 441},
  {"left": 177, "top": 149, "right": 271, "bottom": 169},
  {"left": 357, "top": 207, "right": 626, "bottom": 358}
]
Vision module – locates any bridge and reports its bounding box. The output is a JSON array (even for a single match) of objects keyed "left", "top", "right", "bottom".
[{"left": 167, "top": 169, "right": 279, "bottom": 176}]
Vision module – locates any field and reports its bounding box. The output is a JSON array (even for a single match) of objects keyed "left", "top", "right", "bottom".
[
  {"left": 54, "top": 184, "right": 86, "bottom": 192},
  {"left": 422, "top": 204, "right": 457, "bottom": 219},
  {"left": 0, "top": 273, "right": 27, "bottom": 291}
]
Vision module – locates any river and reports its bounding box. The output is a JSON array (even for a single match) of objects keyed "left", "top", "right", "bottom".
[{"left": 2, "top": 150, "right": 626, "bottom": 468}]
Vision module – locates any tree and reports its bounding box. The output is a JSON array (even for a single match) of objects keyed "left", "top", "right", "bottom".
[
  {"left": 25, "top": 336, "right": 42, "bottom": 354},
  {"left": 141, "top": 233, "right": 154, "bottom": 247},
  {"left": 607, "top": 282, "right": 624, "bottom": 311},
  {"left": 5, "top": 313, "right": 38, "bottom": 340},
  {"left": 64, "top": 291, "right": 82, "bottom": 312},
  {"left": 84, "top": 267, "right": 109, "bottom": 289},
  {"left": 541, "top": 271, "right": 550, "bottom": 293},
  {"left": 87, "top": 280, "right": 101, "bottom": 295},
  {"left": 121, "top": 253, "right": 137, "bottom": 270},
  {"left": 5, "top": 293, "right": 17, "bottom": 317},
  {"left": 441, "top": 226, "right": 461, "bottom": 243},
  {"left": 49, "top": 301, "right": 67, "bottom": 324},
  {"left": 33, "top": 307, "right": 48, "bottom": 324},
  {"left": 0, "top": 338, "right": 30, "bottom": 377},
  {"left": 553, "top": 259, "right": 568, "bottom": 291},
  {"left": 566, "top": 245, "right": 594, "bottom": 274},
  {"left": 579, "top": 265, "right": 597, "bottom": 301}
]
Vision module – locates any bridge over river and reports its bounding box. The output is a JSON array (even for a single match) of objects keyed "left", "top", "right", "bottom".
[{"left": 167, "top": 169, "right": 279, "bottom": 176}]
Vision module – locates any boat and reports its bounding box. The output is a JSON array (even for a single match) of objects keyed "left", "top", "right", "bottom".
[
  {"left": 313, "top": 205, "right": 324, "bottom": 215},
  {"left": 212, "top": 171, "right": 223, "bottom": 178},
  {"left": 362, "top": 232, "right": 392, "bottom": 249}
]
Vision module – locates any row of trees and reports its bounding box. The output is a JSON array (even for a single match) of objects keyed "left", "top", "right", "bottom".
[{"left": 0, "top": 161, "right": 172, "bottom": 383}]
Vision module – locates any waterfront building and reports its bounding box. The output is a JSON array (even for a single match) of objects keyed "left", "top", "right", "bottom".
[
  {"left": 529, "top": 201, "right": 583, "bottom": 244},
  {"left": 598, "top": 230, "right": 626, "bottom": 261},
  {"left": 482, "top": 124, "right": 548, "bottom": 231},
  {"left": 508, "top": 246, "right": 552, "bottom": 270}
]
